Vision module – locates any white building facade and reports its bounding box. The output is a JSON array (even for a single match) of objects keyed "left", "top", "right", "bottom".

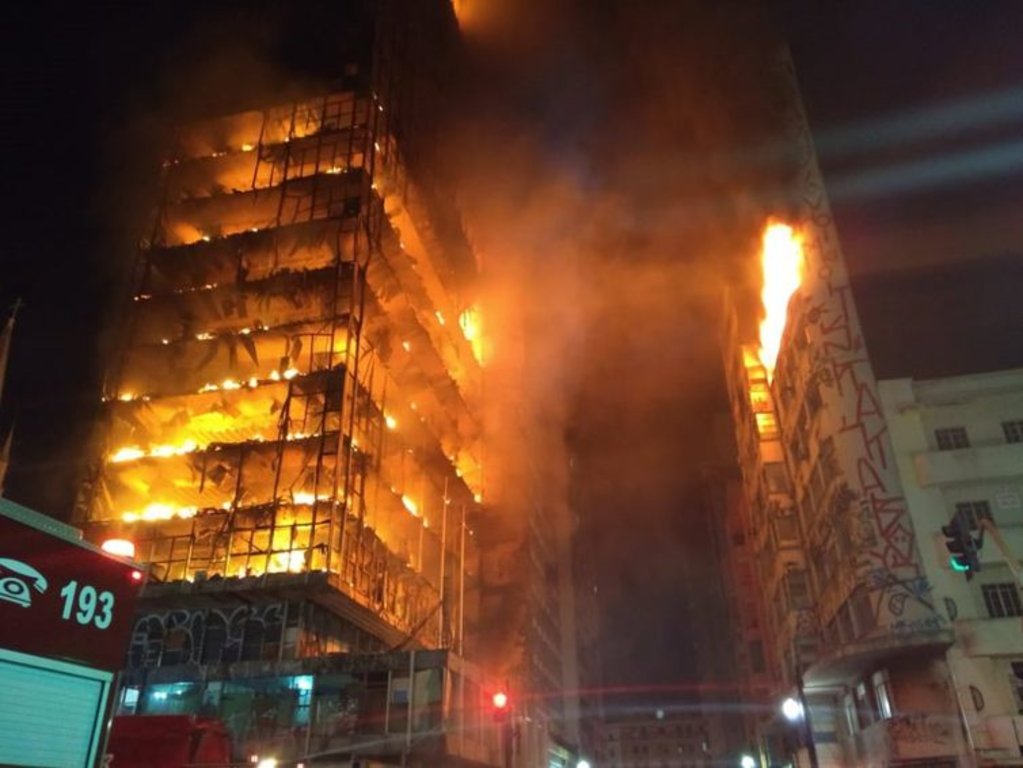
[{"left": 881, "top": 367, "right": 1023, "bottom": 765}]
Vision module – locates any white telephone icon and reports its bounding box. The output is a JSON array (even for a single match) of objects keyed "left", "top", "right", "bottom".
[{"left": 0, "top": 557, "right": 49, "bottom": 608}]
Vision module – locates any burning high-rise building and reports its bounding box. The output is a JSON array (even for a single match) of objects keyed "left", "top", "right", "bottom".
[
  {"left": 720, "top": 49, "right": 1023, "bottom": 767},
  {"left": 71, "top": 2, "right": 583, "bottom": 765}
]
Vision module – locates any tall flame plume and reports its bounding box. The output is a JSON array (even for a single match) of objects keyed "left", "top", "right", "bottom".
[{"left": 757, "top": 221, "right": 804, "bottom": 382}]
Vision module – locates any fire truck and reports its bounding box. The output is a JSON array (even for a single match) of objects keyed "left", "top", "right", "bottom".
[{"left": 106, "top": 715, "right": 231, "bottom": 767}]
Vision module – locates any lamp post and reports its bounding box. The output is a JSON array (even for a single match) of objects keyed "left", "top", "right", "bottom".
[{"left": 782, "top": 676, "right": 819, "bottom": 768}]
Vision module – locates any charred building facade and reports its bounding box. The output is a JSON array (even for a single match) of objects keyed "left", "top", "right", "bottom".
[{"left": 69, "top": 2, "right": 562, "bottom": 765}]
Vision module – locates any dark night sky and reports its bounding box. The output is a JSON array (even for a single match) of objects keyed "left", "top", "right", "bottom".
[{"left": 2, "top": 0, "right": 1022, "bottom": 705}]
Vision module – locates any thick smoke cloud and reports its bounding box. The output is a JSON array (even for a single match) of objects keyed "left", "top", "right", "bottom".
[
  {"left": 452, "top": 0, "right": 785, "bottom": 695},
  {"left": 6, "top": 0, "right": 783, "bottom": 703}
]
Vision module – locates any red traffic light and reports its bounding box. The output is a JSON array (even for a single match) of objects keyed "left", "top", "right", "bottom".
[{"left": 492, "top": 691, "right": 508, "bottom": 710}]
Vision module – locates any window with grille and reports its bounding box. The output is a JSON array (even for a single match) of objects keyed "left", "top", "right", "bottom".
[
  {"left": 956, "top": 500, "right": 992, "bottom": 530},
  {"left": 1003, "top": 420, "right": 1023, "bottom": 444},
  {"left": 982, "top": 583, "right": 1023, "bottom": 618},
  {"left": 935, "top": 427, "right": 970, "bottom": 450}
]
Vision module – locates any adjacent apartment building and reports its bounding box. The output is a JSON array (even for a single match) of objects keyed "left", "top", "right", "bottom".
[
  {"left": 881, "top": 368, "right": 1023, "bottom": 763},
  {"left": 71, "top": 1, "right": 582, "bottom": 765},
  {"left": 720, "top": 49, "right": 1023, "bottom": 767}
]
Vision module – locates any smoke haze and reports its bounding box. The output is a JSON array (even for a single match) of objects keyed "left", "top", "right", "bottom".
[
  {"left": 451, "top": 0, "right": 784, "bottom": 695},
  {"left": 8, "top": 0, "right": 1017, "bottom": 714}
]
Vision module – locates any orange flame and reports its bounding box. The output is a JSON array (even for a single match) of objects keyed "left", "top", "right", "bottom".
[
  {"left": 459, "top": 305, "right": 485, "bottom": 365},
  {"left": 757, "top": 221, "right": 804, "bottom": 381}
]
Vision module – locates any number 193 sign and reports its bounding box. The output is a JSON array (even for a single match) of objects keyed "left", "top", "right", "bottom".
[
  {"left": 0, "top": 510, "right": 143, "bottom": 671},
  {"left": 60, "top": 580, "right": 116, "bottom": 629}
]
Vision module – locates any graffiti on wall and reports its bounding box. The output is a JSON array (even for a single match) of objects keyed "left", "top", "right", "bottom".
[
  {"left": 771, "top": 52, "right": 943, "bottom": 639},
  {"left": 888, "top": 713, "right": 954, "bottom": 747},
  {"left": 128, "top": 603, "right": 286, "bottom": 668}
]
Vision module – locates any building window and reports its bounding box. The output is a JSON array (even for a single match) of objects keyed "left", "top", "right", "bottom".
[
  {"left": 786, "top": 569, "right": 812, "bottom": 609},
  {"left": 982, "top": 583, "right": 1023, "bottom": 618},
  {"left": 854, "top": 682, "right": 875, "bottom": 728},
  {"left": 843, "top": 693, "right": 858, "bottom": 734},
  {"left": 1004, "top": 420, "right": 1023, "bottom": 444},
  {"left": 872, "top": 670, "right": 894, "bottom": 719},
  {"left": 956, "top": 500, "right": 992, "bottom": 529},
  {"left": 935, "top": 427, "right": 970, "bottom": 450},
  {"left": 764, "top": 462, "right": 791, "bottom": 494},
  {"left": 756, "top": 411, "right": 778, "bottom": 439}
]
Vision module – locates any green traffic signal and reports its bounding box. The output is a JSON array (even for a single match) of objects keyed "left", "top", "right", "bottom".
[{"left": 943, "top": 509, "right": 982, "bottom": 578}]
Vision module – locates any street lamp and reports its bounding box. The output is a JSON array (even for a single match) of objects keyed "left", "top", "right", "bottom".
[
  {"left": 781, "top": 696, "right": 804, "bottom": 722},
  {"left": 781, "top": 688, "right": 819, "bottom": 768},
  {"left": 577, "top": 760, "right": 592, "bottom": 768},
  {"left": 740, "top": 755, "right": 756, "bottom": 768}
]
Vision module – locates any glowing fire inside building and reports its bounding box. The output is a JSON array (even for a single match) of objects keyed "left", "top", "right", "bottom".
[
  {"left": 757, "top": 220, "right": 804, "bottom": 382},
  {"left": 739, "top": 220, "right": 805, "bottom": 439},
  {"left": 67, "top": 5, "right": 593, "bottom": 766},
  {"left": 76, "top": 89, "right": 485, "bottom": 641}
]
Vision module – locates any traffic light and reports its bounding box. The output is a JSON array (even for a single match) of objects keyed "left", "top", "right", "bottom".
[
  {"left": 492, "top": 691, "right": 509, "bottom": 722},
  {"left": 942, "top": 509, "right": 981, "bottom": 579}
]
